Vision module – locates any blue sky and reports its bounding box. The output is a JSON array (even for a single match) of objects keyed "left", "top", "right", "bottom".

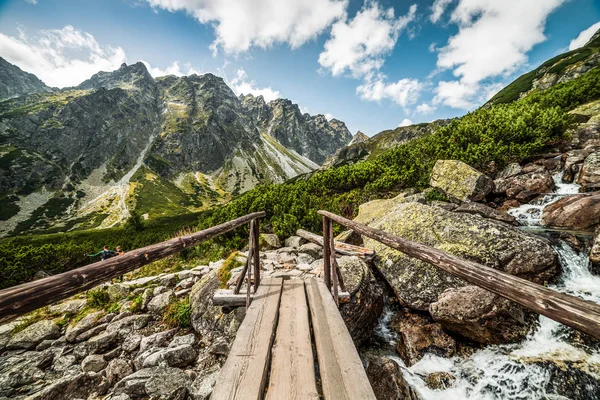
[{"left": 0, "top": 0, "right": 599, "bottom": 136}]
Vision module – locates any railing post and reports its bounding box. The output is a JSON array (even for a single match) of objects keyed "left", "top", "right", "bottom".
[
  {"left": 246, "top": 220, "right": 255, "bottom": 308},
  {"left": 329, "top": 220, "right": 339, "bottom": 305},
  {"left": 252, "top": 219, "right": 261, "bottom": 292},
  {"left": 322, "top": 216, "right": 332, "bottom": 291}
]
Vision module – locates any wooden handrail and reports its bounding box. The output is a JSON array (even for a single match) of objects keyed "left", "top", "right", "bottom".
[
  {"left": 318, "top": 210, "right": 600, "bottom": 339},
  {"left": 0, "top": 211, "right": 266, "bottom": 323}
]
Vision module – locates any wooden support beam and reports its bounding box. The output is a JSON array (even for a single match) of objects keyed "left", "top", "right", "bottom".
[
  {"left": 213, "top": 289, "right": 350, "bottom": 307},
  {"left": 322, "top": 217, "right": 332, "bottom": 291},
  {"left": 318, "top": 210, "right": 600, "bottom": 340},
  {"left": 253, "top": 219, "right": 261, "bottom": 292},
  {"left": 0, "top": 211, "right": 266, "bottom": 324},
  {"left": 296, "top": 229, "right": 374, "bottom": 257},
  {"left": 328, "top": 222, "right": 339, "bottom": 305}
]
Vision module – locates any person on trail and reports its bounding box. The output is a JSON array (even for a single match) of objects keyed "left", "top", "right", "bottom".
[
  {"left": 86, "top": 245, "right": 117, "bottom": 260},
  {"left": 115, "top": 246, "right": 124, "bottom": 256}
]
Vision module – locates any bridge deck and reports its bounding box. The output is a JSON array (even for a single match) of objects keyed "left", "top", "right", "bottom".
[{"left": 212, "top": 278, "right": 376, "bottom": 400}]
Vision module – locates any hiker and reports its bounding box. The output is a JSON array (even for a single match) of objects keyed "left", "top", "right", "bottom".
[
  {"left": 86, "top": 245, "right": 117, "bottom": 260},
  {"left": 115, "top": 246, "right": 125, "bottom": 256}
]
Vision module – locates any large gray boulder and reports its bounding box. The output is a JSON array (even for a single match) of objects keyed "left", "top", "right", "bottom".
[
  {"left": 542, "top": 192, "right": 600, "bottom": 231},
  {"left": 113, "top": 366, "right": 192, "bottom": 399},
  {"left": 357, "top": 201, "right": 558, "bottom": 311},
  {"left": 578, "top": 151, "right": 600, "bottom": 191},
  {"left": 7, "top": 319, "right": 60, "bottom": 349},
  {"left": 430, "top": 160, "right": 493, "bottom": 202},
  {"left": 66, "top": 310, "right": 106, "bottom": 342}
]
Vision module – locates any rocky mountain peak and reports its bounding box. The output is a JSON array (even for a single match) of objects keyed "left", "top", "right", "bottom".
[
  {"left": 349, "top": 131, "right": 369, "bottom": 146},
  {"left": 77, "top": 61, "right": 155, "bottom": 92},
  {"left": 586, "top": 28, "right": 600, "bottom": 47},
  {"left": 0, "top": 57, "right": 53, "bottom": 101}
]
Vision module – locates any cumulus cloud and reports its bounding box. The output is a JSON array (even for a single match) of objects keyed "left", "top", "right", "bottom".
[
  {"left": 0, "top": 25, "right": 126, "bottom": 87},
  {"left": 145, "top": 0, "right": 347, "bottom": 54},
  {"left": 430, "top": 0, "right": 453, "bottom": 24},
  {"left": 433, "top": 0, "right": 565, "bottom": 109},
  {"left": 416, "top": 102, "right": 436, "bottom": 115},
  {"left": 142, "top": 61, "right": 202, "bottom": 77},
  {"left": 229, "top": 68, "right": 280, "bottom": 102},
  {"left": 319, "top": 2, "right": 416, "bottom": 78},
  {"left": 569, "top": 21, "right": 600, "bottom": 50},
  {"left": 357, "top": 76, "right": 422, "bottom": 109},
  {"left": 24, "top": 0, "right": 38, "bottom": 4},
  {"left": 398, "top": 118, "right": 413, "bottom": 127}
]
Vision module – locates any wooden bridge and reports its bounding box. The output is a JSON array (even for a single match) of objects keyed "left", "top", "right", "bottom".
[{"left": 1, "top": 209, "right": 600, "bottom": 399}]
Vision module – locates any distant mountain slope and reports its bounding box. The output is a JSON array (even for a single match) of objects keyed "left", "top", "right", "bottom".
[
  {"left": 0, "top": 60, "right": 348, "bottom": 236},
  {"left": 0, "top": 58, "right": 52, "bottom": 100},
  {"left": 489, "top": 28, "right": 600, "bottom": 105}
]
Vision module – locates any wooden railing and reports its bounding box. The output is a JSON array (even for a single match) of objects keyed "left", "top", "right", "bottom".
[
  {"left": 0, "top": 211, "right": 266, "bottom": 324},
  {"left": 233, "top": 218, "right": 261, "bottom": 307},
  {"left": 318, "top": 210, "right": 600, "bottom": 339}
]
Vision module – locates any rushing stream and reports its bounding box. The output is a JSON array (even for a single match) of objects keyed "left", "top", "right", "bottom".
[{"left": 375, "top": 173, "right": 600, "bottom": 399}]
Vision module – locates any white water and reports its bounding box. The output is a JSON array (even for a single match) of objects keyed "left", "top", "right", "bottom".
[{"left": 374, "top": 173, "right": 600, "bottom": 399}]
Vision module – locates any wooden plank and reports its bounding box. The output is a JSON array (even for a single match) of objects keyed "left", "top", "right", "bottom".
[
  {"left": 212, "top": 278, "right": 283, "bottom": 400},
  {"left": 322, "top": 217, "right": 332, "bottom": 290},
  {"left": 253, "top": 219, "right": 261, "bottom": 291},
  {"left": 305, "top": 278, "right": 376, "bottom": 400},
  {"left": 214, "top": 289, "right": 350, "bottom": 307},
  {"left": 296, "top": 229, "right": 375, "bottom": 257},
  {"left": 0, "top": 211, "right": 266, "bottom": 324},
  {"left": 266, "top": 281, "right": 318, "bottom": 400},
  {"left": 318, "top": 210, "right": 600, "bottom": 340}
]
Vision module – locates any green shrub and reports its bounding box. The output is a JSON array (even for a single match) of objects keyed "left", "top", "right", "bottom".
[
  {"left": 217, "top": 252, "right": 243, "bottom": 289},
  {"left": 86, "top": 288, "right": 110, "bottom": 308},
  {"left": 163, "top": 297, "right": 191, "bottom": 328}
]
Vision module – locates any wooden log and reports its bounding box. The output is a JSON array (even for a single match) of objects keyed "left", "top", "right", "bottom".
[
  {"left": 322, "top": 217, "right": 332, "bottom": 291},
  {"left": 266, "top": 280, "right": 318, "bottom": 399},
  {"left": 234, "top": 225, "right": 254, "bottom": 294},
  {"left": 296, "top": 229, "right": 374, "bottom": 257},
  {"left": 329, "top": 222, "right": 339, "bottom": 305},
  {"left": 212, "top": 278, "right": 283, "bottom": 400},
  {"left": 0, "top": 211, "right": 266, "bottom": 324},
  {"left": 318, "top": 210, "right": 600, "bottom": 340},
  {"left": 305, "top": 279, "right": 376, "bottom": 400},
  {"left": 213, "top": 289, "right": 350, "bottom": 307}
]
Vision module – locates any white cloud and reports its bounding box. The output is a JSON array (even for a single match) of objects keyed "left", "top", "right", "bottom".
[
  {"left": 325, "top": 113, "right": 334, "bottom": 120},
  {"left": 398, "top": 118, "right": 413, "bottom": 127},
  {"left": 430, "top": 0, "right": 453, "bottom": 23},
  {"left": 142, "top": 61, "right": 202, "bottom": 77},
  {"left": 24, "top": 0, "right": 37, "bottom": 4},
  {"left": 569, "top": 21, "right": 600, "bottom": 51},
  {"left": 145, "top": 0, "right": 347, "bottom": 54},
  {"left": 433, "top": 80, "right": 502, "bottom": 109},
  {"left": 319, "top": 3, "right": 417, "bottom": 78},
  {"left": 356, "top": 75, "right": 422, "bottom": 108},
  {"left": 416, "top": 102, "right": 436, "bottom": 115},
  {"left": 0, "top": 25, "right": 126, "bottom": 87},
  {"left": 229, "top": 68, "right": 280, "bottom": 102}
]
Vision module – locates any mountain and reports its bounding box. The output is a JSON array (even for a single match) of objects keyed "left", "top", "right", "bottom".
[
  {"left": 489, "top": 28, "right": 600, "bottom": 105},
  {"left": 0, "top": 58, "right": 52, "bottom": 100},
  {"left": 323, "top": 119, "right": 450, "bottom": 168},
  {"left": 0, "top": 60, "right": 350, "bottom": 236}
]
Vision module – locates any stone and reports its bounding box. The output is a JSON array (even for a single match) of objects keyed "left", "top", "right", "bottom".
[
  {"left": 48, "top": 299, "right": 87, "bottom": 315},
  {"left": 141, "top": 288, "right": 153, "bottom": 311},
  {"left": 297, "top": 263, "right": 313, "bottom": 271},
  {"left": 52, "top": 354, "right": 77, "bottom": 372},
  {"left": 296, "top": 252, "right": 315, "bottom": 265},
  {"left": 335, "top": 230, "right": 364, "bottom": 245},
  {"left": 169, "top": 334, "right": 196, "bottom": 348},
  {"left": 425, "top": 372, "right": 456, "bottom": 390},
  {"left": 177, "top": 277, "right": 195, "bottom": 289},
  {"left": 430, "top": 159, "right": 493, "bottom": 202},
  {"left": 208, "top": 338, "right": 229, "bottom": 356},
  {"left": 191, "top": 365, "right": 220, "bottom": 400},
  {"left": 113, "top": 366, "right": 192, "bottom": 399},
  {"left": 542, "top": 192, "right": 600, "bottom": 231},
  {"left": 393, "top": 311, "right": 456, "bottom": 366},
  {"left": 74, "top": 323, "right": 108, "bottom": 342},
  {"left": 577, "top": 150, "right": 600, "bottom": 191},
  {"left": 122, "top": 333, "right": 143, "bottom": 353},
  {"left": 160, "top": 344, "right": 198, "bottom": 368},
  {"left": 298, "top": 243, "right": 322, "bottom": 259},
  {"left": 284, "top": 235, "right": 305, "bottom": 248},
  {"left": 33, "top": 270, "right": 51, "bottom": 280},
  {"left": 176, "top": 270, "right": 193, "bottom": 280},
  {"left": 563, "top": 148, "right": 595, "bottom": 182},
  {"left": 189, "top": 270, "right": 244, "bottom": 341},
  {"left": 8, "top": 319, "right": 60, "bottom": 349},
  {"left": 139, "top": 329, "right": 178, "bottom": 353},
  {"left": 23, "top": 370, "right": 104, "bottom": 400},
  {"left": 515, "top": 190, "right": 540, "bottom": 203},
  {"left": 505, "top": 171, "right": 555, "bottom": 199},
  {"left": 365, "top": 357, "right": 419, "bottom": 400},
  {"left": 591, "top": 230, "right": 600, "bottom": 269},
  {"left": 66, "top": 310, "right": 106, "bottom": 342},
  {"left": 153, "top": 286, "right": 169, "bottom": 296},
  {"left": 430, "top": 201, "right": 458, "bottom": 211},
  {"left": 496, "top": 163, "right": 522, "bottom": 179},
  {"left": 106, "top": 358, "right": 133, "bottom": 386},
  {"left": 160, "top": 274, "right": 178, "bottom": 288},
  {"left": 358, "top": 202, "right": 558, "bottom": 311},
  {"left": 454, "top": 202, "right": 516, "bottom": 224},
  {"left": 430, "top": 286, "right": 530, "bottom": 344},
  {"left": 82, "top": 354, "right": 107, "bottom": 372},
  {"left": 104, "top": 346, "right": 122, "bottom": 361},
  {"left": 259, "top": 233, "right": 281, "bottom": 250},
  {"left": 36, "top": 339, "right": 54, "bottom": 351},
  {"left": 107, "top": 284, "right": 130, "bottom": 301},
  {"left": 87, "top": 331, "right": 119, "bottom": 354},
  {"left": 106, "top": 314, "right": 151, "bottom": 334},
  {"left": 147, "top": 291, "right": 173, "bottom": 315},
  {"left": 521, "top": 163, "right": 546, "bottom": 173}
]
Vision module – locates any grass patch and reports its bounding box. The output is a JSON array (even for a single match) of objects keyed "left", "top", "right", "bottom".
[
  {"left": 217, "top": 251, "right": 243, "bottom": 289},
  {"left": 163, "top": 297, "right": 191, "bottom": 328},
  {"left": 86, "top": 288, "right": 111, "bottom": 308}
]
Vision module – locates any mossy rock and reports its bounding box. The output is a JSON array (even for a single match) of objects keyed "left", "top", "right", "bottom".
[{"left": 430, "top": 160, "right": 492, "bottom": 202}]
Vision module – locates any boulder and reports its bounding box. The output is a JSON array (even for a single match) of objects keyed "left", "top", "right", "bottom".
[
  {"left": 190, "top": 270, "right": 245, "bottom": 340},
  {"left": 106, "top": 314, "right": 151, "bottom": 334},
  {"left": 191, "top": 365, "right": 220, "bottom": 400},
  {"left": 22, "top": 371, "right": 104, "bottom": 400},
  {"left": 106, "top": 358, "right": 133, "bottom": 386},
  {"left": 284, "top": 235, "right": 305, "bottom": 248},
  {"left": 392, "top": 312, "right": 456, "bottom": 366},
  {"left": 107, "top": 284, "right": 130, "bottom": 301},
  {"left": 113, "top": 366, "right": 192, "bottom": 399},
  {"left": 430, "top": 160, "right": 493, "bottom": 202},
  {"left": 298, "top": 243, "right": 322, "bottom": 259},
  {"left": 365, "top": 357, "right": 420, "bottom": 400},
  {"left": 359, "top": 202, "right": 558, "bottom": 311},
  {"left": 591, "top": 230, "right": 600, "bottom": 271},
  {"left": 122, "top": 333, "right": 143, "bottom": 353},
  {"left": 48, "top": 299, "right": 87, "bottom": 315},
  {"left": 139, "top": 329, "right": 178, "bottom": 353},
  {"left": 430, "top": 286, "right": 530, "bottom": 344},
  {"left": 337, "top": 256, "right": 384, "bottom": 345},
  {"left": 454, "top": 202, "right": 516, "bottom": 224},
  {"left": 81, "top": 354, "right": 107, "bottom": 372},
  {"left": 577, "top": 150, "right": 600, "bottom": 191},
  {"left": 505, "top": 171, "right": 554, "bottom": 199},
  {"left": 563, "top": 148, "right": 594, "bottom": 183},
  {"left": 259, "top": 233, "right": 281, "bottom": 250},
  {"left": 147, "top": 291, "right": 173, "bottom": 315},
  {"left": 335, "top": 230, "right": 364, "bottom": 246},
  {"left": 158, "top": 345, "right": 198, "bottom": 368},
  {"left": 8, "top": 319, "right": 60, "bottom": 349},
  {"left": 542, "top": 192, "right": 600, "bottom": 231},
  {"left": 297, "top": 253, "right": 315, "bottom": 265},
  {"left": 496, "top": 163, "right": 522, "bottom": 179},
  {"left": 87, "top": 331, "right": 119, "bottom": 354},
  {"left": 66, "top": 310, "right": 106, "bottom": 342},
  {"left": 425, "top": 372, "right": 456, "bottom": 390}
]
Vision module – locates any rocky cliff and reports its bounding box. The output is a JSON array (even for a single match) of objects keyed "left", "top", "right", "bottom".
[
  {"left": 0, "top": 58, "right": 52, "bottom": 101},
  {"left": 0, "top": 60, "right": 350, "bottom": 236}
]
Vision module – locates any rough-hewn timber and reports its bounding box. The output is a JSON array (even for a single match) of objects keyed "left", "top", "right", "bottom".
[{"left": 297, "top": 229, "right": 374, "bottom": 257}]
